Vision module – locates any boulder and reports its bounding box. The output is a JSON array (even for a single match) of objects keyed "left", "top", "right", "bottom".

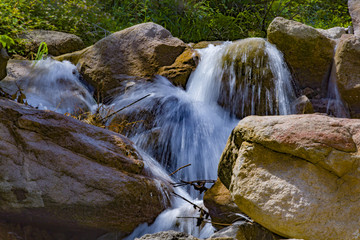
[
  {"left": 208, "top": 221, "right": 280, "bottom": 240},
  {"left": 291, "top": 95, "right": 314, "bottom": 114},
  {"left": 77, "top": 22, "right": 187, "bottom": 96},
  {"left": 0, "top": 45, "right": 9, "bottom": 80},
  {"left": 19, "top": 30, "right": 85, "bottom": 56},
  {"left": 157, "top": 48, "right": 198, "bottom": 88},
  {"left": 334, "top": 34, "right": 360, "bottom": 117},
  {"left": 218, "top": 114, "right": 360, "bottom": 240},
  {"left": 203, "top": 179, "right": 244, "bottom": 229},
  {"left": 267, "top": 17, "right": 335, "bottom": 95},
  {"left": 316, "top": 27, "right": 346, "bottom": 40},
  {"left": 0, "top": 98, "right": 171, "bottom": 237},
  {"left": 349, "top": 0, "right": 360, "bottom": 36}
]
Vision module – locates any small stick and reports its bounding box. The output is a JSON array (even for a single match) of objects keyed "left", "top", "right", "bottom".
[
  {"left": 171, "top": 192, "right": 209, "bottom": 216},
  {"left": 169, "top": 164, "right": 191, "bottom": 176},
  {"left": 100, "top": 93, "right": 151, "bottom": 122}
]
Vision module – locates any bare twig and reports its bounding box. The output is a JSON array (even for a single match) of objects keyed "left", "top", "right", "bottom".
[
  {"left": 169, "top": 164, "right": 191, "bottom": 176},
  {"left": 171, "top": 192, "right": 209, "bottom": 218},
  {"left": 100, "top": 93, "right": 151, "bottom": 122}
]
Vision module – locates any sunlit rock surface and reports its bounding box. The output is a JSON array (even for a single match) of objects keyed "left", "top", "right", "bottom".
[
  {"left": 219, "top": 114, "right": 360, "bottom": 240},
  {"left": 77, "top": 22, "right": 186, "bottom": 96}
]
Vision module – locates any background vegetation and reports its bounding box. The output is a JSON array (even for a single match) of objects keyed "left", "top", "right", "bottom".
[{"left": 0, "top": 0, "right": 352, "bottom": 55}]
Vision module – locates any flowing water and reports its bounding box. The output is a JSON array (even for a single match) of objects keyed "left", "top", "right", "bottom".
[
  {"left": 326, "top": 44, "right": 350, "bottom": 118},
  {"left": 5, "top": 39, "right": 297, "bottom": 239}
]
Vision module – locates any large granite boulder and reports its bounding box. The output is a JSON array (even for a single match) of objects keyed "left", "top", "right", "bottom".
[
  {"left": 77, "top": 22, "right": 186, "bottom": 96},
  {"left": 334, "top": 34, "right": 360, "bottom": 118},
  {"left": 19, "top": 30, "right": 85, "bottom": 56},
  {"left": 0, "top": 98, "right": 171, "bottom": 238},
  {"left": 349, "top": 0, "right": 360, "bottom": 36},
  {"left": 267, "top": 17, "right": 335, "bottom": 96},
  {"left": 218, "top": 114, "right": 360, "bottom": 240}
]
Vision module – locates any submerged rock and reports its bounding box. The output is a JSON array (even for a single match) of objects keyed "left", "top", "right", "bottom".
[
  {"left": 267, "top": 17, "right": 335, "bottom": 96},
  {"left": 19, "top": 30, "right": 85, "bottom": 56},
  {"left": 0, "top": 98, "right": 171, "bottom": 238},
  {"left": 334, "top": 34, "right": 360, "bottom": 118},
  {"left": 218, "top": 114, "right": 360, "bottom": 239},
  {"left": 77, "top": 22, "right": 186, "bottom": 96}
]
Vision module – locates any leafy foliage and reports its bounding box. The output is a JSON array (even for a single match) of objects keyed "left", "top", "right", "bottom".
[{"left": 0, "top": 0, "right": 352, "bottom": 55}]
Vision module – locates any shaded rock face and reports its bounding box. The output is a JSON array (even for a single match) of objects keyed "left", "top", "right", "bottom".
[
  {"left": 0, "top": 45, "right": 10, "bottom": 80},
  {"left": 218, "top": 114, "right": 360, "bottom": 240},
  {"left": 349, "top": 0, "right": 360, "bottom": 36},
  {"left": 203, "top": 179, "right": 243, "bottom": 229},
  {"left": 77, "top": 22, "right": 186, "bottom": 96},
  {"left": 267, "top": 17, "right": 335, "bottom": 96},
  {"left": 19, "top": 30, "right": 85, "bottom": 56},
  {"left": 0, "top": 98, "right": 170, "bottom": 237},
  {"left": 335, "top": 34, "right": 360, "bottom": 117}
]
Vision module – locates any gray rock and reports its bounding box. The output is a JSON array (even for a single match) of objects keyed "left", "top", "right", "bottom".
[
  {"left": 19, "top": 30, "right": 85, "bottom": 56},
  {"left": 316, "top": 27, "right": 346, "bottom": 39}
]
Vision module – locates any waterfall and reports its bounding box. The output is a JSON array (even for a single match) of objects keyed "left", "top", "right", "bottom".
[
  {"left": 0, "top": 58, "right": 97, "bottom": 114},
  {"left": 326, "top": 44, "right": 349, "bottom": 118},
  {"left": 4, "top": 38, "right": 297, "bottom": 239}
]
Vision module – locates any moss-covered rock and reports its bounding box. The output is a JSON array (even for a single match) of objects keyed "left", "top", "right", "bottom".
[{"left": 267, "top": 17, "right": 335, "bottom": 96}]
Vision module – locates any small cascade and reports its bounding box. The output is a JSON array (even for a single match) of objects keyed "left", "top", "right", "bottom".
[
  {"left": 187, "top": 38, "right": 296, "bottom": 118},
  {"left": 5, "top": 40, "right": 298, "bottom": 239},
  {"left": 326, "top": 45, "right": 350, "bottom": 118},
  {"left": 12, "top": 58, "right": 97, "bottom": 114}
]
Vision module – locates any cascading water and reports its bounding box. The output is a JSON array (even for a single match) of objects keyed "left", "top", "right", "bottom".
[
  {"left": 0, "top": 59, "right": 96, "bottom": 114},
  {"left": 108, "top": 38, "right": 297, "bottom": 238},
  {"left": 4, "top": 38, "right": 297, "bottom": 239},
  {"left": 326, "top": 44, "right": 350, "bottom": 118}
]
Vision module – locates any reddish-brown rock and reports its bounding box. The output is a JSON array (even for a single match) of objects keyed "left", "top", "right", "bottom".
[{"left": 0, "top": 98, "right": 171, "bottom": 237}]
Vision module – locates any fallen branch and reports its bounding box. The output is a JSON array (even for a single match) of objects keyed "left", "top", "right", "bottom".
[
  {"left": 100, "top": 93, "right": 151, "bottom": 122},
  {"left": 171, "top": 192, "right": 209, "bottom": 220},
  {"left": 172, "top": 180, "right": 216, "bottom": 193},
  {"left": 169, "top": 164, "right": 191, "bottom": 177}
]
